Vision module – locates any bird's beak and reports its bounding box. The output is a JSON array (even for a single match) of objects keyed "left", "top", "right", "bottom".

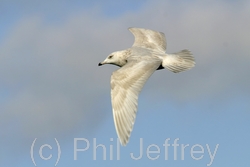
[{"left": 98, "top": 62, "right": 103, "bottom": 66}]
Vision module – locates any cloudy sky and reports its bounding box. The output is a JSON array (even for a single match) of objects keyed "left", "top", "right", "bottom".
[{"left": 1, "top": 0, "right": 250, "bottom": 166}]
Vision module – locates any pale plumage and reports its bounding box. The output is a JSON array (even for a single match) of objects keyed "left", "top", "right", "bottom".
[{"left": 98, "top": 27, "right": 195, "bottom": 146}]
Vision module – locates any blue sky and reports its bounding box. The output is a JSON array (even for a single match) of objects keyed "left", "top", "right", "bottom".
[{"left": 1, "top": 0, "right": 250, "bottom": 166}]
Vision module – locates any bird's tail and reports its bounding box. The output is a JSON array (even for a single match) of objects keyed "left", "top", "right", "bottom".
[{"left": 161, "top": 49, "right": 195, "bottom": 73}]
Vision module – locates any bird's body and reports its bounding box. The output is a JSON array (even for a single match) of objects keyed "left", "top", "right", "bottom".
[{"left": 99, "top": 28, "right": 195, "bottom": 146}]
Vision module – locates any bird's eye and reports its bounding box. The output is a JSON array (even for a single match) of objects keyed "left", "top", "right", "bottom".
[{"left": 108, "top": 55, "right": 113, "bottom": 59}]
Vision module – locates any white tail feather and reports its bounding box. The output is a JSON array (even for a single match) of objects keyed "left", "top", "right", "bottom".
[{"left": 162, "top": 49, "right": 195, "bottom": 73}]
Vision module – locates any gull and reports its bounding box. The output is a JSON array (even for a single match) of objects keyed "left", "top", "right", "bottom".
[{"left": 98, "top": 27, "right": 195, "bottom": 146}]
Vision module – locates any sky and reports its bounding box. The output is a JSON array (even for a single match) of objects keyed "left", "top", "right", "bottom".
[{"left": 0, "top": 0, "right": 250, "bottom": 166}]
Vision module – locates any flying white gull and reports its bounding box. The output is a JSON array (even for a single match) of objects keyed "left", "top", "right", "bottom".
[{"left": 98, "top": 27, "right": 195, "bottom": 146}]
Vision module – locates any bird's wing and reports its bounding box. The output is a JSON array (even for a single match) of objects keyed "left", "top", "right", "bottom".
[
  {"left": 129, "top": 27, "right": 166, "bottom": 53},
  {"left": 111, "top": 56, "right": 161, "bottom": 146}
]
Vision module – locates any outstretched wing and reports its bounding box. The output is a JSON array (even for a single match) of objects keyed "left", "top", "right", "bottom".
[
  {"left": 129, "top": 27, "right": 166, "bottom": 53},
  {"left": 111, "top": 56, "right": 161, "bottom": 146}
]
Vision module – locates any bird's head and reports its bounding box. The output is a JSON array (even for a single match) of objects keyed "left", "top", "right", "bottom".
[{"left": 98, "top": 50, "right": 129, "bottom": 67}]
